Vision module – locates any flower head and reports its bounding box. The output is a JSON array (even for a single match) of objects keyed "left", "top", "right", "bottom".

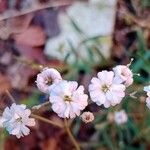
[
  {"left": 113, "top": 65, "right": 133, "bottom": 87},
  {"left": 144, "top": 85, "right": 150, "bottom": 97},
  {"left": 49, "top": 80, "right": 88, "bottom": 118},
  {"left": 81, "top": 111, "right": 94, "bottom": 123},
  {"left": 0, "top": 117, "right": 4, "bottom": 128},
  {"left": 114, "top": 110, "right": 128, "bottom": 125},
  {"left": 146, "top": 97, "right": 150, "bottom": 109},
  {"left": 2, "top": 103, "right": 35, "bottom": 138},
  {"left": 36, "top": 68, "right": 62, "bottom": 93},
  {"left": 89, "top": 71, "right": 125, "bottom": 108},
  {"left": 144, "top": 85, "right": 150, "bottom": 109}
]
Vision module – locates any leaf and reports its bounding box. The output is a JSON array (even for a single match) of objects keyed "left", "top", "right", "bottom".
[
  {"left": 42, "top": 138, "right": 59, "bottom": 150},
  {"left": 0, "top": 14, "right": 33, "bottom": 40},
  {"left": 0, "top": 74, "right": 11, "bottom": 94},
  {"left": 13, "top": 25, "right": 46, "bottom": 47}
]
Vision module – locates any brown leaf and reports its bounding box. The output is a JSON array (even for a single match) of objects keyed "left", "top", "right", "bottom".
[
  {"left": 13, "top": 25, "right": 46, "bottom": 47},
  {"left": 42, "top": 138, "right": 59, "bottom": 150},
  {"left": 7, "top": 63, "right": 36, "bottom": 90},
  {"left": 0, "top": 14, "right": 33, "bottom": 40},
  {"left": 0, "top": 74, "right": 11, "bottom": 94}
]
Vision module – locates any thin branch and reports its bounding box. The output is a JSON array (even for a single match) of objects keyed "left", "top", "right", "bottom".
[
  {"left": 31, "top": 113, "right": 63, "bottom": 128},
  {"left": 32, "top": 101, "right": 50, "bottom": 110},
  {"left": 5, "top": 90, "right": 16, "bottom": 103},
  {"left": 0, "top": 1, "right": 72, "bottom": 21},
  {"left": 64, "top": 119, "right": 80, "bottom": 150}
]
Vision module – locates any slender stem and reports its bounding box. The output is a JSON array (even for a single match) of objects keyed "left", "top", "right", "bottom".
[
  {"left": 32, "top": 101, "right": 50, "bottom": 110},
  {"left": 64, "top": 119, "right": 80, "bottom": 150},
  {"left": 5, "top": 90, "right": 16, "bottom": 103},
  {"left": 0, "top": 1, "right": 72, "bottom": 21},
  {"left": 31, "top": 114, "right": 63, "bottom": 128}
]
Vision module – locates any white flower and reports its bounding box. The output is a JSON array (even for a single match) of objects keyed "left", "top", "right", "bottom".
[
  {"left": 113, "top": 65, "right": 133, "bottom": 87},
  {"left": 81, "top": 111, "right": 94, "bottom": 123},
  {"left": 44, "top": 1, "right": 116, "bottom": 64},
  {"left": 144, "top": 85, "right": 150, "bottom": 97},
  {"left": 146, "top": 97, "right": 150, "bottom": 109},
  {"left": 114, "top": 110, "right": 128, "bottom": 125},
  {"left": 89, "top": 71, "right": 125, "bottom": 108},
  {"left": 49, "top": 80, "right": 88, "bottom": 118},
  {"left": 0, "top": 117, "right": 4, "bottom": 128},
  {"left": 36, "top": 68, "right": 62, "bottom": 93},
  {"left": 67, "top": 2, "right": 115, "bottom": 37},
  {"left": 89, "top": 0, "right": 117, "bottom": 7},
  {"left": 2, "top": 103, "right": 35, "bottom": 138},
  {"left": 144, "top": 85, "right": 150, "bottom": 109}
]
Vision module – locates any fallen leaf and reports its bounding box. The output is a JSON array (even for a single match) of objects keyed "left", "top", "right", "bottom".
[
  {"left": 0, "top": 74, "right": 11, "bottom": 94},
  {"left": 13, "top": 25, "right": 46, "bottom": 47},
  {"left": 42, "top": 138, "right": 59, "bottom": 150}
]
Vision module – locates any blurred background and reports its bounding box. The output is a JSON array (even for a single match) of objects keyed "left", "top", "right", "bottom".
[{"left": 0, "top": 0, "right": 150, "bottom": 149}]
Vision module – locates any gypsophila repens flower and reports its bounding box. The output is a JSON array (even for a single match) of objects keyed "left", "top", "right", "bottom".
[
  {"left": 49, "top": 80, "right": 88, "bottom": 118},
  {"left": 114, "top": 110, "right": 128, "bottom": 125},
  {"left": 89, "top": 71, "right": 125, "bottom": 108},
  {"left": 81, "top": 111, "right": 94, "bottom": 123},
  {"left": 144, "top": 85, "right": 150, "bottom": 109},
  {"left": 1, "top": 103, "right": 35, "bottom": 138},
  {"left": 36, "top": 68, "right": 62, "bottom": 93},
  {"left": 113, "top": 65, "right": 133, "bottom": 87},
  {"left": 0, "top": 117, "right": 4, "bottom": 128}
]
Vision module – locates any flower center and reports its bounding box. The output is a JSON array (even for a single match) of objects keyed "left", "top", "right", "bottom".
[
  {"left": 101, "top": 84, "right": 110, "bottom": 93},
  {"left": 45, "top": 78, "right": 52, "bottom": 85},
  {"left": 16, "top": 117, "right": 22, "bottom": 122},
  {"left": 64, "top": 95, "right": 72, "bottom": 102}
]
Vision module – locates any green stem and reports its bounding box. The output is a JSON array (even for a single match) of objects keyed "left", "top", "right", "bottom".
[
  {"left": 132, "top": 126, "right": 150, "bottom": 143},
  {"left": 64, "top": 119, "right": 80, "bottom": 150}
]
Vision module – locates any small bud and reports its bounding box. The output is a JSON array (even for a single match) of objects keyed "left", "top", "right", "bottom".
[
  {"left": 127, "top": 58, "right": 134, "bottom": 67},
  {"left": 81, "top": 112, "right": 94, "bottom": 123}
]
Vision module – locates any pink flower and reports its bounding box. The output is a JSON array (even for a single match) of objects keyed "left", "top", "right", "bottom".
[
  {"left": 113, "top": 65, "right": 133, "bottom": 87},
  {"left": 114, "top": 110, "right": 128, "bottom": 125},
  {"left": 89, "top": 71, "right": 125, "bottom": 108},
  {"left": 49, "top": 80, "right": 88, "bottom": 118},
  {"left": 81, "top": 111, "right": 94, "bottom": 123},
  {"left": 36, "top": 68, "right": 62, "bottom": 93},
  {"left": 1, "top": 103, "right": 35, "bottom": 138}
]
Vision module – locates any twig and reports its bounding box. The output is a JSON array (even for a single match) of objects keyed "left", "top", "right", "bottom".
[
  {"left": 32, "top": 101, "right": 50, "bottom": 110},
  {"left": 5, "top": 90, "right": 16, "bottom": 103},
  {"left": 64, "top": 119, "right": 80, "bottom": 150},
  {"left": 124, "top": 12, "right": 150, "bottom": 30},
  {"left": 0, "top": 1, "right": 72, "bottom": 21},
  {"left": 31, "top": 113, "right": 63, "bottom": 128}
]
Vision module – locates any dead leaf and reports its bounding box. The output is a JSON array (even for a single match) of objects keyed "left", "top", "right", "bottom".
[
  {"left": 13, "top": 25, "right": 46, "bottom": 47},
  {"left": 0, "top": 74, "right": 11, "bottom": 94},
  {"left": 42, "top": 138, "right": 59, "bottom": 150},
  {"left": 0, "top": 14, "right": 33, "bottom": 40}
]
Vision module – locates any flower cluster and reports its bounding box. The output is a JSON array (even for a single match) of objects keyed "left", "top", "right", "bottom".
[
  {"left": 144, "top": 85, "right": 150, "bottom": 109},
  {"left": 0, "top": 62, "right": 139, "bottom": 139},
  {"left": 36, "top": 68, "right": 88, "bottom": 118},
  {"left": 1, "top": 104, "right": 35, "bottom": 138}
]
